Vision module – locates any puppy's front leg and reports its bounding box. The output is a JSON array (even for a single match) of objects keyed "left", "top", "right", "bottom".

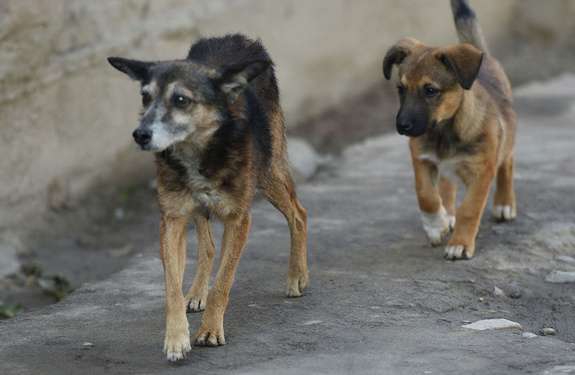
[
  {"left": 194, "top": 213, "right": 251, "bottom": 347},
  {"left": 160, "top": 215, "right": 191, "bottom": 361},
  {"left": 445, "top": 166, "right": 495, "bottom": 260},
  {"left": 410, "top": 143, "right": 453, "bottom": 246}
]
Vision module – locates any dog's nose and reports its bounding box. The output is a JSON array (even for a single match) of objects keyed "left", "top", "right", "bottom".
[
  {"left": 132, "top": 128, "right": 152, "bottom": 146},
  {"left": 397, "top": 120, "right": 414, "bottom": 134}
]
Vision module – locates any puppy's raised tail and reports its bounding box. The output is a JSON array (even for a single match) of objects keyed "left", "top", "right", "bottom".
[{"left": 450, "top": 0, "right": 489, "bottom": 53}]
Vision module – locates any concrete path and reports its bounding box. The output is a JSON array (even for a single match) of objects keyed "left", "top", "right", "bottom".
[{"left": 1, "top": 78, "right": 575, "bottom": 374}]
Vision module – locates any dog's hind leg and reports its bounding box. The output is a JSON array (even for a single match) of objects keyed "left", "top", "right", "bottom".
[
  {"left": 261, "top": 165, "right": 309, "bottom": 297},
  {"left": 195, "top": 213, "right": 251, "bottom": 347},
  {"left": 160, "top": 215, "right": 191, "bottom": 361},
  {"left": 185, "top": 213, "right": 216, "bottom": 313},
  {"left": 492, "top": 155, "right": 516, "bottom": 221}
]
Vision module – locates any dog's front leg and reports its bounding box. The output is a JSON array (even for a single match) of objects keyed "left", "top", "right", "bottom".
[
  {"left": 194, "top": 213, "right": 251, "bottom": 347},
  {"left": 410, "top": 143, "right": 454, "bottom": 246},
  {"left": 445, "top": 166, "right": 495, "bottom": 260},
  {"left": 185, "top": 214, "right": 216, "bottom": 312},
  {"left": 160, "top": 215, "right": 191, "bottom": 361}
]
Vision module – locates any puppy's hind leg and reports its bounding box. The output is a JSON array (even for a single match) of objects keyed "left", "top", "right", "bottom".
[
  {"left": 261, "top": 165, "right": 309, "bottom": 297},
  {"left": 492, "top": 155, "right": 516, "bottom": 221},
  {"left": 185, "top": 213, "right": 216, "bottom": 313}
]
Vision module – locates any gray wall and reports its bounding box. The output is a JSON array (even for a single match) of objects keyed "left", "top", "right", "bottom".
[{"left": 1, "top": 0, "right": 571, "bottom": 229}]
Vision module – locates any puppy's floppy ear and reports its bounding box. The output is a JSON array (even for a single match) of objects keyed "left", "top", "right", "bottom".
[
  {"left": 215, "top": 60, "right": 271, "bottom": 101},
  {"left": 436, "top": 43, "right": 484, "bottom": 90},
  {"left": 383, "top": 37, "right": 422, "bottom": 80},
  {"left": 107, "top": 57, "right": 154, "bottom": 82}
]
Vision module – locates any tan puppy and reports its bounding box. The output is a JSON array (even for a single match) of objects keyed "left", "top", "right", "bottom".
[{"left": 383, "top": 0, "right": 517, "bottom": 260}]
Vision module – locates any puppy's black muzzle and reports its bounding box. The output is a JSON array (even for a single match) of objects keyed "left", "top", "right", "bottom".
[
  {"left": 133, "top": 128, "right": 152, "bottom": 147},
  {"left": 396, "top": 119, "right": 414, "bottom": 135},
  {"left": 396, "top": 110, "right": 427, "bottom": 137}
]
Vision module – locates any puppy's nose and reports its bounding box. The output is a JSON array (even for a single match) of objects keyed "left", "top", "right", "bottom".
[
  {"left": 132, "top": 128, "right": 152, "bottom": 146},
  {"left": 397, "top": 120, "right": 414, "bottom": 135}
]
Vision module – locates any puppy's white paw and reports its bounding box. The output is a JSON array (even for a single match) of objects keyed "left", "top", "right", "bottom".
[
  {"left": 492, "top": 205, "right": 516, "bottom": 222},
  {"left": 421, "top": 207, "right": 453, "bottom": 246},
  {"left": 164, "top": 330, "right": 191, "bottom": 362}
]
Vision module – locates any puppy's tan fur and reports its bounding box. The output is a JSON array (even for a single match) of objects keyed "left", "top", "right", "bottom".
[{"left": 384, "top": 0, "right": 517, "bottom": 259}]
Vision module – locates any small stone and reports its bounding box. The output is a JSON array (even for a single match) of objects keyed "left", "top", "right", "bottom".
[
  {"left": 287, "top": 138, "right": 324, "bottom": 181},
  {"left": 545, "top": 271, "right": 575, "bottom": 283},
  {"left": 493, "top": 286, "right": 505, "bottom": 297},
  {"left": 557, "top": 255, "right": 575, "bottom": 264},
  {"left": 540, "top": 327, "right": 556, "bottom": 336},
  {"left": 82, "top": 342, "right": 94, "bottom": 350},
  {"left": 462, "top": 319, "right": 522, "bottom": 331},
  {"left": 509, "top": 290, "right": 522, "bottom": 299},
  {"left": 148, "top": 178, "right": 158, "bottom": 190},
  {"left": 302, "top": 320, "right": 323, "bottom": 326},
  {"left": 108, "top": 245, "right": 132, "bottom": 257},
  {"left": 114, "top": 208, "right": 125, "bottom": 221},
  {"left": 543, "top": 365, "right": 575, "bottom": 375},
  {"left": 522, "top": 332, "right": 538, "bottom": 338},
  {"left": 479, "top": 297, "right": 485, "bottom": 302}
]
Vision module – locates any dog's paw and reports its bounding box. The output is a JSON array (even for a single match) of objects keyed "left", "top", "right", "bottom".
[
  {"left": 194, "top": 323, "right": 225, "bottom": 347},
  {"left": 492, "top": 205, "right": 516, "bottom": 222},
  {"left": 421, "top": 208, "right": 454, "bottom": 246},
  {"left": 444, "top": 243, "right": 474, "bottom": 260},
  {"left": 186, "top": 294, "right": 207, "bottom": 313},
  {"left": 286, "top": 270, "right": 309, "bottom": 298},
  {"left": 164, "top": 329, "right": 191, "bottom": 362}
]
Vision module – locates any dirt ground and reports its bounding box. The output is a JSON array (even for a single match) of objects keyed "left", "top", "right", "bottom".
[{"left": 1, "top": 77, "right": 575, "bottom": 374}]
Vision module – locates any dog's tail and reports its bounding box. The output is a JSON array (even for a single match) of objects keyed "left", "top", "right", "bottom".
[{"left": 450, "top": 0, "right": 489, "bottom": 53}]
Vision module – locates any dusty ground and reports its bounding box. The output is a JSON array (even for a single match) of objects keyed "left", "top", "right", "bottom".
[{"left": 1, "top": 76, "right": 575, "bottom": 374}]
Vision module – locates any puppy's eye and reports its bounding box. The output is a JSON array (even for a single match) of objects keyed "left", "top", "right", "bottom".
[
  {"left": 172, "top": 95, "right": 192, "bottom": 109},
  {"left": 142, "top": 92, "right": 152, "bottom": 107},
  {"left": 423, "top": 85, "right": 440, "bottom": 98}
]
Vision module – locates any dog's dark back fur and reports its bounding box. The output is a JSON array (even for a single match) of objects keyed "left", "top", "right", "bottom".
[
  {"left": 187, "top": 34, "right": 280, "bottom": 108},
  {"left": 159, "top": 34, "right": 282, "bottom": 186}
]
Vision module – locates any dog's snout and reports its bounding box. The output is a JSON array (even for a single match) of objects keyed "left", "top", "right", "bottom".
[
  {"left": 397, "top": 119, "right": 414, "bottom": 134},
  {"left": 133, "top": 128, "right": 152, "bottom": 146}
]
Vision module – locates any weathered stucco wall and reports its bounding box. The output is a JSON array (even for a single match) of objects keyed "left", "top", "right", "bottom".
[{"left": 1, "top": 0, "right": 566, "bottom": 229}]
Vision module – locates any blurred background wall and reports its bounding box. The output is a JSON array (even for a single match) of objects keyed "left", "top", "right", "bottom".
[{"left": 1, "top": 0, "right": 574, "bottom": 229}]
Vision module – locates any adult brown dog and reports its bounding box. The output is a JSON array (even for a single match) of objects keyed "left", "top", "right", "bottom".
[
  {"left": 383, "top": 0, "right": 517, "bottom": 260},
  {"left": 108, "top": 34, "right": 308, "bottom": 361}
]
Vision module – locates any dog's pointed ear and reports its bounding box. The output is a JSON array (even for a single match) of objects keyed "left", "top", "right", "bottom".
[
  {"left": 383, "top": 38, "right": 422, "bottom": 80},
  {"left": 214, "top": 60, "right": 271, "bottom": 101},
  {"left": 107, "top": 57, "right": 154, "bottom": 82},
  {"left": 436, "top": 44, "right": 484, "bottom": 90}
]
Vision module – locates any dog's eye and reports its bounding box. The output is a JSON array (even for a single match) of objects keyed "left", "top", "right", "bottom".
[
  {"left": 423, "top": 85, "right": 440, "bottom": 98},
  {"left": 172, "top": 95, "right": 192, "bottom": 109},
  {"left": 141, "top": 92, "right": 152, "bottom": 107}
]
